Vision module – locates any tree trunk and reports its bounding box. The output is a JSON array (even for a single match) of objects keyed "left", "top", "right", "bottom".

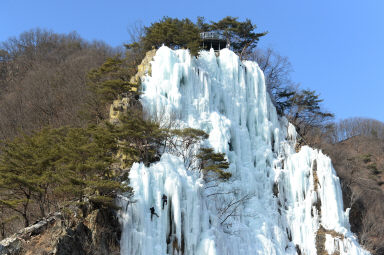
[
  {"left": 1, "top": 222, "right": 5, "bottom": 239},
  {"left": 23, "top": 212, "right": 29, "bottom": 228},
  {"left": 240, "top": 41, "right": 254, "bottom": 61},
  {"left": 23, "top": 196, "right": 30, "bottom": 227}
]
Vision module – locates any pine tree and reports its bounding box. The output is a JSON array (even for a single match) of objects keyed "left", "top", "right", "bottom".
[
  {"left": 140, "top": 17, "right": 201, "bottom": 55},
  {"left": 0, "top": 123, "right": 132, "bottom": 229},
  {"left": 55, "top": 125, "right": 130, "bottom": 208},
  {"left": 85, "top": 56, "right": 138, "bottom": 123},
  {"left": 286, "top": 89, "right": 334, "bottom": 137},
  {"left": 115, "top": 110, "right": 168, "bottom": 168},
  {"left": 197, "top": 148, "right": 231, "bottom": 181},
  {"left": 0, "top": 128, "right": 62, "bottom": 226},
  {"left": 209, "top": 16, "right": 267, "bottom": 59},
  {"left": 168, "top": 128, "right": 208, "bottom": 170}
]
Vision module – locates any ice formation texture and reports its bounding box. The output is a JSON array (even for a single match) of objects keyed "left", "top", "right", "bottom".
[{"left": 119, "top": 47, "right": 369, "bottom": 255}]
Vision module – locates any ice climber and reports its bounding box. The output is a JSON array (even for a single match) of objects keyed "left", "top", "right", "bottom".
[
  {"left": 162, "top": 194, "right": 168, "bottom": 209},
  {"left": 150, "top": 207, "right": 159, "bottom": 220}
]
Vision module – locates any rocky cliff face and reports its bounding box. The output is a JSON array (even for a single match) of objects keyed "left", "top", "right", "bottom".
[
  {"left": 0, "top": 206, "right": 121, "bottom": 255},
  {"left": 109, "top": 48, "right": 156, "bottom": 124},
  {"left": 0, "top": 48, "right": 156, "bottom": 255}
]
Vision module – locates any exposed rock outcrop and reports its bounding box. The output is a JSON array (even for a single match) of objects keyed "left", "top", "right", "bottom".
[
  {"left": 109, "top": 49, "right": 156, "bottom": 124},
  {"left": 129, "top": 49, "right": 156, "bottom": 85},
  {"left": 0, "top": 206, "right": 121, "bottom": 255}
]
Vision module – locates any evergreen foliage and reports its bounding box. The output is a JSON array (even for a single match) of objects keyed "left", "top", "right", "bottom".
[
  {"left": 170, "top": 128, "right": 209, "bottom": 141},
  {"left": 86, "top": 56, "right": 138, "bottom": 123},
  {"left": 55, "top": 124, "right": 130, "bottom": 207},
  {"left": 249, "top": 48, "right": 334, "bottom": 142},
  {"left": 167, "top": 128, "right": 209, "bottom": 170},
  {"left": 0, "top": 125, "right": 130, "bottom": 227},
  {"left": 0, "top": 128, "right": 64, "bottom": 226},
  {"left": 115, "top": 110, "right": 168, "bottom": 168},
  {"left": 197, "top": 148, "right": 231, "bottom": 181},
  {"left": 166, "top": 127, "right": 231, "bottom": 181},
  {"left": 0, "top": 25, "right": 237, "bottom": 236},
  {"left": 134, "top": 17, "right": 201, "bottom": 55},
  {"left": 273, "top": 88, "right": 296, "bottom": 115},
  {"left": 286, "top": 89, "right": 334, "bottom": 137},
  {"left": 127, "top": 16, "right": 265, "bottom": 58},
  {"left": 208, "top": 16, "right": 267, "bottom": 58}
]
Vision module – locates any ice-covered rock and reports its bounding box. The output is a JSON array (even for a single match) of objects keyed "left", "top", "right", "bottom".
[{"left": 119, "top": 46, "right": 369, "bottom": 255}]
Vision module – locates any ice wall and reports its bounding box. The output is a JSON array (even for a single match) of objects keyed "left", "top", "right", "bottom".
[{"left": 118, "top": 46, "right": 369, "bottom": 255}]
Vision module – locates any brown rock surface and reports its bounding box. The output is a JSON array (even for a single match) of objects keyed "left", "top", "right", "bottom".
[{"left": 0, "top": 206, "right": 121, "bottom": 255}]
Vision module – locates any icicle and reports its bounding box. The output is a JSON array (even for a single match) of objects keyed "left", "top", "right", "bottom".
[{"left": 119, "top": 46, "right": 369, "bottom": 255}]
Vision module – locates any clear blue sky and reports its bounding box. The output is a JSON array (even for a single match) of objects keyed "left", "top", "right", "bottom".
[{"left": 1, "top": 0, "right": 383, "bottom": 122}]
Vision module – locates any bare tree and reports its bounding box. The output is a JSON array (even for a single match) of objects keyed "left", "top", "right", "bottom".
[
  {"left": 248, "top": 48, "right": 297, "bottom": 113},
  {"left": 125, "top": 22, "right": 147, "bottom": 77},
  {"left": 218, "top": 193, "right": 254, "bottom": 225},
  {"left": 0, "top": 29, "right": 114, "bottom": 139},
  {"left": 329, "top": 117, "right": 384, "bottom": 143}
]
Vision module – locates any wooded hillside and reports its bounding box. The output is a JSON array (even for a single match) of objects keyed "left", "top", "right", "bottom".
[{"left": 0, "top": 18, "right": 383, "bottom": 255}]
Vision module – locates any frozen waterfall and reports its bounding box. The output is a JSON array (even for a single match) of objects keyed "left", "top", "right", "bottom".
[{"left": 118, "top": 46, "right": 369, "bottom": 255}]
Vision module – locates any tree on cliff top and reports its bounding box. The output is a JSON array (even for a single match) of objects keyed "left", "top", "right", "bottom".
[
  {"left": 126, "top": 16, "right": 266, "bottom": 58},
  {"left": 207, "top": 16, "right": 267, "bottom": 59},
  {"left": 130, "top": 17, "right": 201, "bottom": 55}
]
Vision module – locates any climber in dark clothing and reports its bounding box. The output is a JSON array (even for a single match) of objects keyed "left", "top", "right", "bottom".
[
  {"left": 150, "top": 207, "right": 159, "bottom": 220},
  {"left": 162, "top": 194, "right": 168, "bottom": 209}
]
